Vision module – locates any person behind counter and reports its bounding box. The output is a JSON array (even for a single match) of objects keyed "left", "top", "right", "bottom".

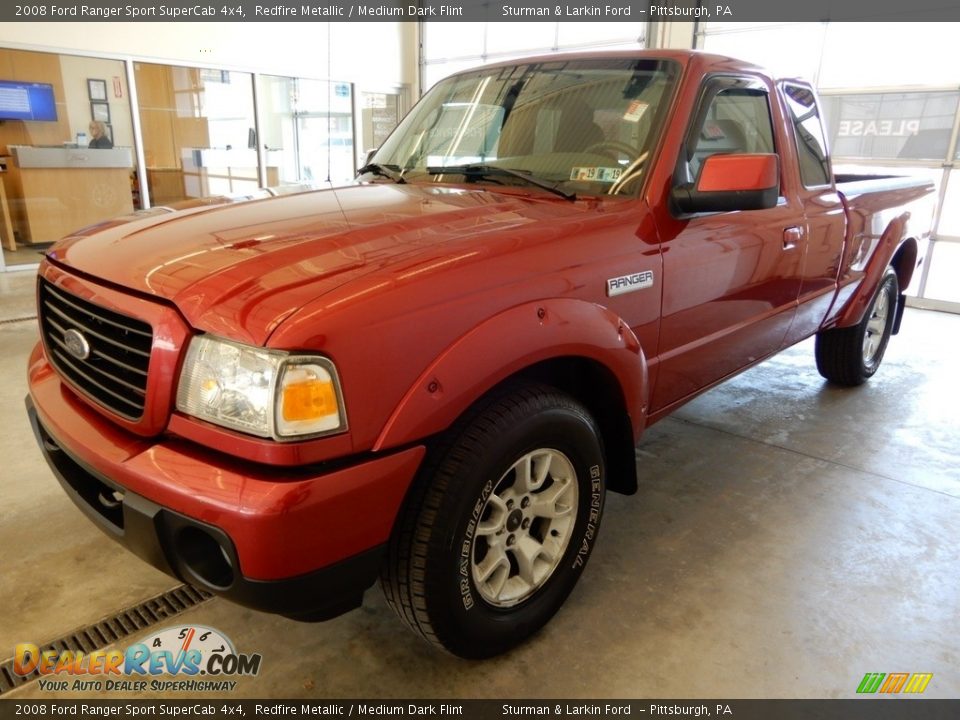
[{"left": 88, "top": 121, "right": 113, "bottom": 149}]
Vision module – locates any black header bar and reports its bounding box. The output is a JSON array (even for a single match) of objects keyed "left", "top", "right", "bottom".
[
  {"left": 2, "top": 700, "right": 960, "bottom": 720},
  {"left": 4, "top": 0, "right": 960, "bottom": 22}
]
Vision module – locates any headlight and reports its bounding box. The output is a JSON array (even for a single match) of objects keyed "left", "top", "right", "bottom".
[{"left": 175, "top": 335, "right": 347, "bottom": 440}]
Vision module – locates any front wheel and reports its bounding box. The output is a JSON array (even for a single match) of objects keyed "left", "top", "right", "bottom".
[
  {"left": 380, "top": 384, "right": 606, "bottom": 658},
  {"left": 815, "top": 267, "right": 899, "bottom": 386}
]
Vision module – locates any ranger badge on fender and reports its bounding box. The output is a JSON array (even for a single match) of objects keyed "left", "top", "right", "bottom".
[{"left": 607, "top": 270, "right": 655, "bottom": 297}]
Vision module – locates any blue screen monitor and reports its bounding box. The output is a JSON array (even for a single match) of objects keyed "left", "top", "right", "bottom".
[{"left": 0, "top": 80, "right": 58, "bottom": 122}]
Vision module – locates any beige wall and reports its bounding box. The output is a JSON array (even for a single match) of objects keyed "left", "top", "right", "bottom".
[
  {"left": 0, "top": 48, "right": 71, "bottom": 151},
  {"left": 58, "top": 55, "right": 133, "bottom": 147}
]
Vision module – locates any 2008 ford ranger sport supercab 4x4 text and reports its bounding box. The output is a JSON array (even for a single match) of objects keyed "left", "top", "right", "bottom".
[{"left": 27, "top": 51, "right": 936, "bottom": 658}]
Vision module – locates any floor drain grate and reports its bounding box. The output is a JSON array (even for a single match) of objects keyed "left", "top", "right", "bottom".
[{"left": 0, "top": 583, "right": 213, "bottom": 695}]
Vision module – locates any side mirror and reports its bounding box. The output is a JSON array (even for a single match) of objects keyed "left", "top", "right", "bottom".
[
  {"left": 364, "top": 148, "right": 377, "bottom": 166},
  {"left": 671, "top": 153, "right": 780, "bottom": 214}
]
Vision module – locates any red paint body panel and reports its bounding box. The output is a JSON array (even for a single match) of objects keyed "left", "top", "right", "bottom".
[
  {"left": 265, "top": 193, "right": 660, "bottom": 454},
  {"left": 373, "top": 298, "right": 648, "bottom": 450},
  {"left": 828, "top": 180, "right": 936, "bottom": 328},
  {"left": 26, "top": 50, "right": 937, "bottom": 602},
  {"left": 29, "top": 341, "right": 425, "bottom": 580},
  {"left": 697, "top": 154, "right": 779, "bottom": 192}
]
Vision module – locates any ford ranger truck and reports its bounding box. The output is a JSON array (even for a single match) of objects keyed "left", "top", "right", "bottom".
[{"left": 26, "top": 51, "right": 936, "bottom": 658}]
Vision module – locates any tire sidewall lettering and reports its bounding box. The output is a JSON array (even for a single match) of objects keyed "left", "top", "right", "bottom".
[
  {"left": 453, "top": 415, "right": 604, "bottom": 617},
  {"left": 459, "top": 478, "right": 495, "bottom": 611},
  {"left": 388, "top": 387, "right": 609, "bottom": 658},
  {"left": 574, "top": 465, "right": 603, "bottom": 570}
]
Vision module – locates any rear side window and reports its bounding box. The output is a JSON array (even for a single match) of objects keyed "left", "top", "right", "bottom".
[
  {"left": 783, "top": 83, "right": 831, "bottom": 187},
  {"left": 684, "top": 81, "right": 776, "bottom": 182}
]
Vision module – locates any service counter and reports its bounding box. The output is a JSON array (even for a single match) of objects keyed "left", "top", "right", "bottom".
[{"left": 3, "top": 145, "right": 134, "bottom": 245}]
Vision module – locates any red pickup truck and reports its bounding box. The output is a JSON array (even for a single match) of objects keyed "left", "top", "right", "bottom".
[{"left": 27, "top": 50, "right": 936, "bottom": 658}]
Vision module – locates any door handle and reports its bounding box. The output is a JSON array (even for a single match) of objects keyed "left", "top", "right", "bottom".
[{"left": 783, "top": 226, "right": 803, "bottom": 250}]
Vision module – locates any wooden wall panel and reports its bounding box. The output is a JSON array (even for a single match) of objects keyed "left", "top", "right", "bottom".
[{"left": 0, "top": 48, "right": 71, "bottom": 152}]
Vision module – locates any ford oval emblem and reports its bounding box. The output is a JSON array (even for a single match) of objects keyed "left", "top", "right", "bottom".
[{"left": 63, "top": 328, "right": 91, "bottom": 360}]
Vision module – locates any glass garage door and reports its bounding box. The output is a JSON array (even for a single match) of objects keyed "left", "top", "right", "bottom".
[
  {"left": 421, "top": 21, "right": 647, "bottom": 91},
  {"left": 698, "top": 21, "right": 960, "bottom": 314},
  {"left": 820, "top": 89, "right": 960, "bottom": 311}
]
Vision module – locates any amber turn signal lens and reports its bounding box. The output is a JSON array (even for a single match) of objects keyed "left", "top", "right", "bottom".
[
  {"left": 281, "top": 379, "right": 337, "bottom": 422},
  {"left": 275, "top": 360, "right": 346, "bottom": 437}
]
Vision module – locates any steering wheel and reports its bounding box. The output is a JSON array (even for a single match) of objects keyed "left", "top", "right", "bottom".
[{"left": 583, "top": 140, "right": 640, "bottom": 160}]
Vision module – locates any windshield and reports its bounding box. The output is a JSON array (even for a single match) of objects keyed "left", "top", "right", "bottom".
[{"left": 371, "top": 57, "right": 679, "bottom": 197}]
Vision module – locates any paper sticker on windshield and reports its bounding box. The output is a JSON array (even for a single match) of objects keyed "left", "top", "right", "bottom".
[
  {"left": 623, "top": 101, "right": 649, "bottom": 123},
  {"left": 570, "top": 166, "right": 622, "bottom": 182}
]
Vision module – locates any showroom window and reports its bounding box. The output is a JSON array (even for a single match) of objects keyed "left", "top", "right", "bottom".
[
  {"left": 0, "top": 48, "right": 138, "bottom": 271},
  {"left": 0, "top": 43, "right": 359, "bottom": 273},
  {"left": 698, "top": 22, "right": 960, "bottom": 313},
  {"left": 361, "top": 91, "right": 402, "bottom": 157},
  {"left": 257, "top": 75, "right": 356, "bottom": 187},
  {"left": 134, "top": 62, "right": 258, "bottom": 206}
]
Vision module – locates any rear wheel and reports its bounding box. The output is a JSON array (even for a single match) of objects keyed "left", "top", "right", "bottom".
[
  {"left": 815, "top": 267, "right": 898, "bottom": 386},
  {"left": 380, "top": 384, "right": 605, "bottom": 658}
]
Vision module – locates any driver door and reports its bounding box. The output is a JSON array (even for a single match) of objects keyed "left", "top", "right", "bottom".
[{"left": 652, "top": 75, "right": 806, "bottom": 412}]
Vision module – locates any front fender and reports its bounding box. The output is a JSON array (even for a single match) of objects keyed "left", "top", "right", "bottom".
[{"left": 373, "top": 298, "right": 648, "bottom": 452}]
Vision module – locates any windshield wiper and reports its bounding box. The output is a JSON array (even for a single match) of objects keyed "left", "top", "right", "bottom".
[
  {"left": 357, "top": 162, "right": 406, "bottom": 184},
  {"left": 425, "top": 164, "right": 576, "bottom": 201}
]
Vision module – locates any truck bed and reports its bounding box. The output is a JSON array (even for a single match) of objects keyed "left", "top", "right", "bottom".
[{"left": 834, "top": 173, "right": 934, "bottom": 197}]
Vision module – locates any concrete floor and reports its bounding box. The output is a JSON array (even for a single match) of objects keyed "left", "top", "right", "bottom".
[
  {"left": 2, "top": 268, "right": 958, "bottom": 699},
  {"left": 2, "top": 247, "right": 45, "bottom": 268},
  {"left": 0, "top": 270, "right": 39, "bottom": 321}
]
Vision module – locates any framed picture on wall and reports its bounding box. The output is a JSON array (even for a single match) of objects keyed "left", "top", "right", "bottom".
[
  {"left": 87, "top": 78, "right": 107, "bottom": 101},
  {"left": 90, "top": 101, "right": 110, "bottom": 123}
]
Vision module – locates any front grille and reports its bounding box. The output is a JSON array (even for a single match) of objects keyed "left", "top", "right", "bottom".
[{"left": 39, "top": 278, "right": 153, "bottom": 420}]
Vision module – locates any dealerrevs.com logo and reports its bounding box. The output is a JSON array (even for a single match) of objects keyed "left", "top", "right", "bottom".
[
  {"left": 15, "top": 625, "right": 261, "bottom": 693},
  {"left": 857, "top": 672, "right": 933, "bottom": 694}
]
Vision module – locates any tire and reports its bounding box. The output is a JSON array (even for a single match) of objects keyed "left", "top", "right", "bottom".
[
  {"left": 815, "top": 267, "right": 898, "bottom": 386},
  {"left": 380, "top": 383, "right": 606, "bottom": 658}
]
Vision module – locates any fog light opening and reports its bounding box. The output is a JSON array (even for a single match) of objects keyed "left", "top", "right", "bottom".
[{"left": 176, "top": 526, "right": 235, "bottom": 589}]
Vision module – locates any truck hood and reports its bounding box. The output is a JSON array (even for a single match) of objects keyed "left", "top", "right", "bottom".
[{"left": 49, "top": 183, "right": 588, "bottom": 345}]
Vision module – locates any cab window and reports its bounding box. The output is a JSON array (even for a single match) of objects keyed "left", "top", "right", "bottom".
[
  {"left": 679, "top": 77, "right": 776, "bottom": 184},
  {"left": 783, "top": 83, "right": 831, "bottom": 187}
]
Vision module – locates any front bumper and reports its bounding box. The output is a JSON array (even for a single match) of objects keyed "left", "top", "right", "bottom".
[{"left": 27, "top": 346, "right": 425, "bottom": 619}]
